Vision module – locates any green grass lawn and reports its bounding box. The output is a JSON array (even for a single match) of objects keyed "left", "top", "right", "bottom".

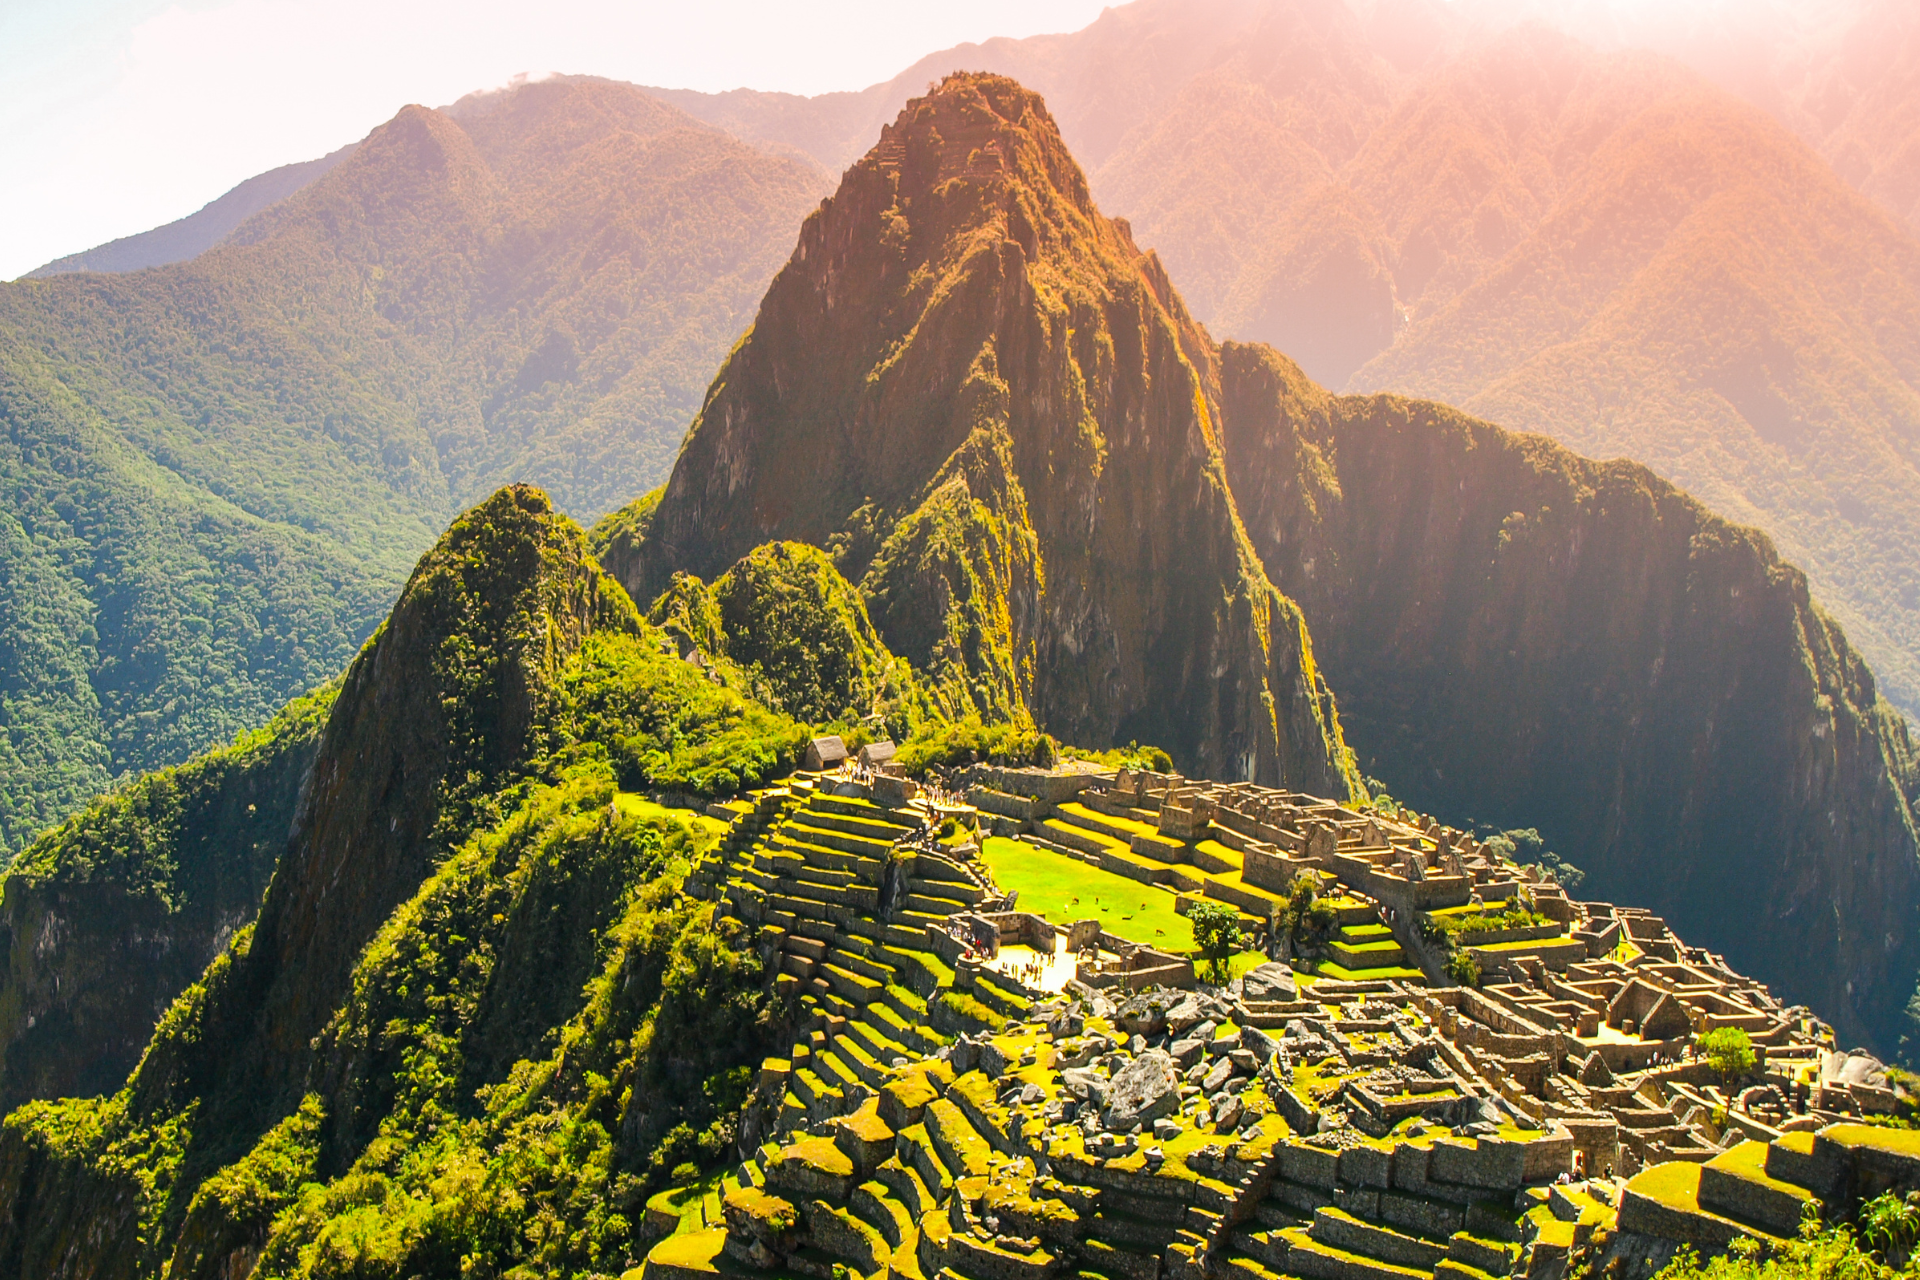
[
  {"left": 982, "top": 836, "right": 1197, "bottom": 950},
  {"left": 615, "top": 792, "right": 730, "bottom": 852}
]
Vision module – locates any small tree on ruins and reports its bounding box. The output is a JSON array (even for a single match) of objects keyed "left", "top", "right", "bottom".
[
  {"left": 1188, "top": 901, "right": 1242, "bottom": 983},
  {"left": 1697, "top": 1027, "right": 1756, "bottom": 1083}
]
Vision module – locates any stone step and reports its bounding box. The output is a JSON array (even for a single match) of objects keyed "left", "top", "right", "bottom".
[
  {"left": 853, "top": 1179, "right": 916, "bottom": 1250},
  {"left": 895, "top": 1123, "right": 955, "bottom": 1199},
  {"left": 900, "top": 892, "right": 971, "bottom": 917},
  {"left": 1309, "top": 1207, "right": 1448, "bottom": 1270},
  {"left": 832, "top": 947, "right": 899, "bottom": 986},
  {"left": 1277, "top": 1226, "right": 1428, "bottom": 1280},
  {"left": 876, "top": 1155, "right": 937, "bottom": 1219},
  {"left": 1696, "top": 1141, "right": 1817, "bottom": 1237},
  {"left": 863, "top": 998, "right": 945, "bottom": 1056}
]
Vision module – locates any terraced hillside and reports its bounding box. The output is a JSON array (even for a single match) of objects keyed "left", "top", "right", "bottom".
[{"left": 639, "top": 762, "right": 1920, "bottom": 1280}]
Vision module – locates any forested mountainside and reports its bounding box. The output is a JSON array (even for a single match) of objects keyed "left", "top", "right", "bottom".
[
  {"left": 607, "top": 73, "right": 1920, "bottom": 1052},
  {"left": 25, "top": 144, "right": 359, "bottom": 278},
  {"left": 649, "top": 0, "right": 1920, "bottom": 727},
  {"left": 1217, "top": 343, "right": 1920, "bottom": 1053},
  {"left": 1462, "top": 0, "right": 1920, "bottom": 239},
  {"left": 0, "top": 76, "right": 824, "bottom": 858},
  {"left": 0, "top": 484, "right": 815, "bottom": 1278},
  {"left": 604, "top": 74, "right": 1358, "bottom": 797},
  {"left": 0, "top": 684, "right": 335, "bottom": 1110}
]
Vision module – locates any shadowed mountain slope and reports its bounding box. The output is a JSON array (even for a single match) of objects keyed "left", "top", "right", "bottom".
[
  {"left": 1220, "top": 343, "right": 1920, "bottom": 1051},
  {"left": 607, "top": 73, "right": 1359, "bottom": 795},
  {"left": 0, "top": 684, "right": 335, "bottom": 1111},
  {"left": 1349, "top": 55, "right": 1920, "bottom": 724},
  {"left": 0, "top": 77, "right": 825, "bottom": 858}
]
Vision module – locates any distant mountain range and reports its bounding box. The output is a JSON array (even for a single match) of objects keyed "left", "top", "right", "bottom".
[{"left": 0, "top": 80, "right": 823, "bottom": 855}]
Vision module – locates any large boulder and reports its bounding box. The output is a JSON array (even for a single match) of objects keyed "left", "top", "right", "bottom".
[
  {"left": 1117, "top": 991, "right": 1174, "bottom": 1037},
  {"left": 1242, "top": 962, "right": 1298, "bottom": 1002},
  {"left": 1103, "top": 1049, "right": 1178, "bottom": 1131}
]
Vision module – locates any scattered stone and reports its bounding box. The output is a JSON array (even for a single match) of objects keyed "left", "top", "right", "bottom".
[
  {"left": 1167, "top": 996, "right": 1205, "bottom": 1035},
  {"left": 1047, "top": 1009, "right": 1085, "bottom": 1040},
  {"left": 1202, "top": 1058, "right": 1234, "bottom": 1094},
  {"left": 1214, "top": 1095, "right": 1244, "bottom": 1130},
  {"left": 1060, "top": 1068, "right": 1109, "bottom": 1106},
  {"left": 1228, "top": 1048, "right": 1257, "bottom": 1074}
]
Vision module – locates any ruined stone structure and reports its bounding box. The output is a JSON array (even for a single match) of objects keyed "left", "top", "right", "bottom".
[{"left": 645, "top": 765, "right": 1917, "bottom": 1280}]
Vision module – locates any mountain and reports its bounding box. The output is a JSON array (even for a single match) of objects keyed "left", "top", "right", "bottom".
[
  {"left": 651, "top": 1, "right": 1920, "bottom": 727},
  {"left": 604, "top": 74, "right": 1359, "bottom": 794},
  {"left": 613, "top": 72, "right": 1920, "bottom": 1050},
  {"left": 1219, "top": 343, "right": 1920, "bottom": 1050},
  {"left": 1343, "top": 33, "right": 1920, "bottom": 734},
  {"left": 23, "top": 145, "right": 359, "bottom": 280},
  {"left": 0, "top": 484, "right": 786, "bottom": 1278},
  {"left": 0, "top": 77, "right": 826, "bottom": 859},
  {"left": 0, "top": 72, "right": 1915, "bottom": 1279}
]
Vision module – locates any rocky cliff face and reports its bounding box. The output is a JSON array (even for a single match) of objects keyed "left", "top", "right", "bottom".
[
  {"left": 0, "top": 688, "right": 332, "bottom": 1110},
  {"left": 607, "top": 74, "right": 1358, "bottom": 794},
  {"left": 1217, "top": 342, "right": 1920, "bottom": 1050}
]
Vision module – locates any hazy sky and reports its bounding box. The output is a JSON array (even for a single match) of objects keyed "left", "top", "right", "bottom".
[{"left": 0, "top": 0, "right": 1113, "bottom": 280}]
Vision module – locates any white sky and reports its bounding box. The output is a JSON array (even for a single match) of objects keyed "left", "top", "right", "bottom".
[{"left": 0, "top": 0, "right": 1114, "bottom": 280}]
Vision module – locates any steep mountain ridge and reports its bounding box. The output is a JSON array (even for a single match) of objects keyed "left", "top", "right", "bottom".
[
  {"left": 1351, "top": 65, "right": 1920, "bottom": 722},
  {"left": 0, "top": 486, "right": 638, "bottom": 1277},
  {"left": 607, "top": 74, "right": 1358, "bottom": 794},
  {"left": 0, "top": 77, "right": 825, "bottom": 859},
  {"left": 1219, "top": 343, "right": 1920, "bottom": 1049}
]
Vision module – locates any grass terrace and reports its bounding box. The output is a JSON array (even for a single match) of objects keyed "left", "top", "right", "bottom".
[
  {"left": 615, "top": 793, "right": 732, "bottom": 846},
  {"left": 980, "top": 835, "right": 1195, "bottom": 949}
]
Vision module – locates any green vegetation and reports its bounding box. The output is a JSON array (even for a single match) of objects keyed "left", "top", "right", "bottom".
[
  {"left": 1698, "top": 1028, "right": 1758, "bottom": 1083},
  {"left": 557, "top": 631, "right": 810, "bottom": 798},
  {"left": 978, "top": 836, "right": 1195, "bottom": 951},
  {"left": 1446, "top": 951, "right": 1483, "bottom": 988},
  {"left": 894, "top": 717, "right": 1054, "bottom": 775},
  {"left": 1188, "top": 901, "right": 1243, "bottom": 982},
  {"left": 1482, "top": 829, "right": 1585, "bottom": 892},
  {"left": 1652, "top": 1195, "right": 1920, "bottom": 1279},
  {"left": 0, "top": 681, "right": 337, "bottom": 1106},
  {"left": 1421, "top": 902, "right": 1550, "bottom": 941}
]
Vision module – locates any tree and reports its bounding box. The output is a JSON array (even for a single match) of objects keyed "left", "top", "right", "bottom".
[
  {"left": 1188, "top": 901, "right": 1242, "bottom": 983},
  {"left": 1697, "top": 1027, "right": 1756, "bottom": 1082}
]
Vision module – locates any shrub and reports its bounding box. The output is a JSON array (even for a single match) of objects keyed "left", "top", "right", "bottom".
[
  {"left": 1697, "top": 1027, "right": 1756, "bottom": 1082},
  {"left": 1447, "top": 950, "right": 1482, "bottom": 987}
]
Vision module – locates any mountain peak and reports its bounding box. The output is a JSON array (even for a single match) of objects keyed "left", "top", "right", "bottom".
[{"left": 611, "top": 73, "right": 1357, "bottom": 794}]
